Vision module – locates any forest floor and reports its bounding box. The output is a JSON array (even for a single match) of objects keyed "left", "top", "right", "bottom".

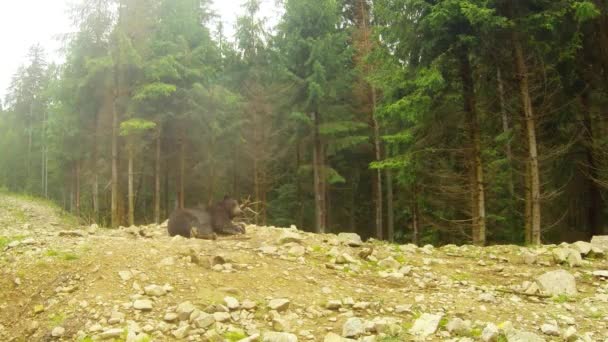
[{"left": 1, "top": 193, "right": 608, "bottom": 342}]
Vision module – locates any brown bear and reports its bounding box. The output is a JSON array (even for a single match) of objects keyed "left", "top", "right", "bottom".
[{"left": 167, "top": 196, "right": 245, "bottom": 239}]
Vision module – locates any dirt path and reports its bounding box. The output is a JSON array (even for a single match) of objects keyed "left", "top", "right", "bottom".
[{"left": 1, "top": 194, "right": 607, "bottom": 341}]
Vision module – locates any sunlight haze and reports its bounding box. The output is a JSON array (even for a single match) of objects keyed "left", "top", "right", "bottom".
[{"left": 0, "top": 0, "right": 277, "bottom": 101}]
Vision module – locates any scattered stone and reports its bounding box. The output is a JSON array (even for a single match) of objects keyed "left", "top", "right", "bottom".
[
  {"left": 563, "top": 326, "right": 577, "bottom": 341},
  {"left": 242, "top": 299, "right": 257, "bottom": 310},
  {"left": 337, "top": 233, "right": 363, "bottom": 247},
  {"left": 342, "top": 317, "right": 365, "bottom": 338},
  {"left": 213, "top": 312, "right": 231, "bottom": 322},
  {"left": 378, "top": 257, "right": 400, "bottom": 269},
  {"left": 446, "top": 318, "right": 471, "bottom": 336},
  {"left": 592, "top": 270, "right": 608, "bottom": 278},
  {"left": 521, "top": 250, "right": 538, "bottom": 265},
  {"left": 144, "top": 284, "right": 166, "bottom": 297},
  {"left": 118, "top": 271, "right": 133, "bottom": 281},
  {"left": 504, "top": 325, "right": 546, "bottom": 342},
  {"left": 278, "top": 231, "right": 304, "bottom": 244},
  {"left": 176, "top": 301, "right": 196, "bottom": 320},
  {"left": 571, "top": 241, "right": 592, "bottom": 255},
  {"left": 99, "top": 328, "right": 124, "bottom": 339},
  {"left": 552, "top": 248, "right": 582, "bottom": 267},
  {"left": 108, "top": 311, "right": 125, "bottom": 324},
  {"left": 540, "top": 324, "right": 559, "bottom": 336},
  {"left": 481, "top": 323, "right": 499, "bottom": 342},
  {"left": 478, "top": 293, "right": 496, "bottom": 303},
  {"left": 263, "top": 331, "right": 298, "bottom": 342},
  {"left": 326, "top": 300, "right": 342, "bottom": 310},
  {"left": 224, "top": 296, "right": 240, "bottom": 310},
  {"left": 192, "top": 313, "right": 215, "bottom": 329},
  {"left": 163, "top": 312, "right": 178, "bottom": 322},
  {"left": 172, "top": 325, "right": 190, "bottom": 339},
  {"left": 409, "top": 313, "right": 442, "bottom": 337},
  {"left": 133, "top": 299, "right": 153, "bottom": 311},
  {"left": 288, "top": 245, "right": 306, "bottom": 257},
  {"left": 591, "top": 236, "right": 608, "bottom": 251},
  {"left": 268, "top": 298, "right": 290, "bottom": 312},
  {"left": 535, "top": 269, "right": 577, "bottom": 296},
  {"left": 51, "top": 326, "right": 65, "bottom": 338}
]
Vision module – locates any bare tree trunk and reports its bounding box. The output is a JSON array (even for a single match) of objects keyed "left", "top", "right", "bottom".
[
  {"left": 296, "top": 140, "right": 304, "bottom": 229},
  {"left": 460, "top": 47, "right": 486, "bottom": 246},
  {"left": 111, "top": 84, "right": 120, "bottom": 227},
  {"left": 350, "top": 168, "right": 359, "bottom": 232},
  {"left": 127, "top": 145, "right": 134, "bottom": 226},
  {"left": 581, "top": 90, "right": 604, "bottom": 236},
  {"left": 411, "top": 183, "right": 420, "bottom": 245},
  {"left": 253, "top": 153, "right": 260, "bottom": 225},
  {"left": 178, "top": 133, "right": 185, "bottom": 209},
  {"left": 92, "top": 131, "right": 99, "bottom": 221},
  {"left": 512, "top": 34, "right": 542, "bottom": 245},
  {"left": 154, "top": 128, "right": 161, "bottom": 224},
  {"left": 76, "top": 160, "right": 81, "bottom": 217},
  {"left": 371, "top": 88, "right": 383, "bottom": 240},
  {"left": 386, "top": 169, "right": 394, "bottom": 242},
  {"left": 497, "top": 67, "right": 515, "bottom": 197},
  {"left": 312, "top": 111, "right": 326, "bottom": 234}
]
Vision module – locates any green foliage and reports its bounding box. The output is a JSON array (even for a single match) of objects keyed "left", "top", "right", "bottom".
[{"left": 119, "top": 118, "right": 156, "bottom": 137}]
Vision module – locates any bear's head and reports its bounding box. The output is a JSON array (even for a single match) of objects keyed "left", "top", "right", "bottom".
[{"left": 222, "top": 196, "right": 242, "bottom": 218}]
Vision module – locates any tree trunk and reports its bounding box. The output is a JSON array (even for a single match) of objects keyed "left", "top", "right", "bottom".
[
  {"left": 312, "top": 111, "right": 326, "bottom": 234},
  {"left": 111, "top": 86, "right": 120, "bottom": 227},
  {"left": 296, "top": 139, "right": 304, "bottom": 229},
  {"left": 371, "top": 87, "right": 383, "bottom": 240},
  {"left": 412, "top": 183, "right": 420, "bottom": 245},
  {"left": 497, "top": 67, "right": 515, "bottom": 197},
  {"left": 178, "top": 133, "right": 185, "bottom": 209},
  {"left": 76, "top": 160, "right": 81, "bottom": 217},
  {"left": 460, "top": 47, "right": 486, "bottom": 246},
  {"left": 350, "top": 168, "right": 360, "bottom": 232},
  {"left": 581, "top": 90, "right": 604, "bottom": 236},
  {"left": 92, "top": 130, "right": 99, "bottom": 221},
  {"left": 386, "top": 169, "right": 395, "bottom": 242},
  {"left": 154, "top": 128, "right": 161, "bottom": 223},
  {"left": 128, "top": 145, "right": 134, "bottom": 226},
  {"left": 512, "top": 34, "right": 542, "bottom": 245}
]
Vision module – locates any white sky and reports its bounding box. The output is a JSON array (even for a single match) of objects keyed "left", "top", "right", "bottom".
[{"left": 0, "top": 0, "right": 280, "bottom": 102}]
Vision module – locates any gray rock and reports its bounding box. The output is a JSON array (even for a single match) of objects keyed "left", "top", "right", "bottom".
[
  {"left": 342, "top": 317, "right": 365, "bottom": 338},
  {"left": 521, "top": 250, "right": 538, "bottom": 265},
  {"left": 163, "top": 312, "right": 178, "bottom": 322},
  {"left": 409, "top": 313, "right": 442, "bottom": 337},
  {"left": 51, "top": 326, "right": 65, "bottom": 337},
  {"left": 591, "top": 235, "right": 608, "bottom": 251},
  {"left": 592, "top": 270, "right": 608, "bottom": 278},
  {"left": 176, "top": 301, "right": 196, "bottom": 321},
  {"left": 446, "top": 318, "right": 471, "bottom": 336},
  {"left": 571, "top": 241, "right": 592, "bottom": 255},
  {"left": 278, "top": 231, "right": 304, "bottom": 244},
  {"left": 241, "top": 299, "right": 257, "bottom": 310},
  {"left": 268, "top": 298, "right": 290, "bottom": 312},
  {"left": 481, "top": 323, "right": 499, "bottom": 342},
  {"left": 224, "top": 296, "right": 240, "bottom": 310},
  {"left": 192, "top": 313, "right": 215, "bottom": 329},
  {"left": 540, "top": 324, "right": 559, "bottom": 336},
  {"left": 108, "top": 311, "right": 125, "bottom": 324},
  {"left": 144, "top": 284, "right": 167, "bottom": 297},
  {"left": 337, "top": 233, "right": 363, "bottom": 247},
  {"left": 262, "top": 331, "right": 298, "bottom": 342},
  {"left": 552, "top": 248, "right": 582, "bottom": 267},
  {"left": 172, "top": 325, "right": 190, "bottom": 339},
  {"left": 133, "top": 299, "right": 153, "bottom": 311},
  {"left": 288, "top": 245, "right": 306, "bottom": 257},
  {"left": 563, "top": 326, "right": 577, "bottom": 341},
  {"left": 213, "top": 312, "right": 231, "bottom": 322},
  {"left": 99, "top": 328, "right": 124, "bottom": 339},
  {"left": 118, "top": 270, "right": 133, "bottom": 281},
  {"left": 478, "top": 293, "right": 496, "bottom": 303},
  {"left": 535, "top": 269, "right": 577, "bottom": 296},
  {"left": 378, "top": 257, "right": 400, "bottom": 269},
  {"left": 504, "top": 327, "right": 546, "bottom": 342},
  {"left": 326, "top": 300, "right": 342, "bottom": 310}
]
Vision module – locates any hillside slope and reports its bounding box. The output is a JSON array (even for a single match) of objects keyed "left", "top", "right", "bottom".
[{"left": 1, "top": 194, "right": 607, "bottom": 341}]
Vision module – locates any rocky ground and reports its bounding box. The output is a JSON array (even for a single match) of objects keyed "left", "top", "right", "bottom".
[{"left": 1, "top": 194, "right": 608, "bottom": 342}]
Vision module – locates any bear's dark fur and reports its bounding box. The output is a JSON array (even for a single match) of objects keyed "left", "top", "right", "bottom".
[{"left": 167, "top": 196, "right": 244, "bottom": 239}]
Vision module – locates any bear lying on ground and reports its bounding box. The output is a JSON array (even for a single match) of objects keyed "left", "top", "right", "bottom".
[{"left": 167, "top": 196, "right": 245, "bottom": 239}]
